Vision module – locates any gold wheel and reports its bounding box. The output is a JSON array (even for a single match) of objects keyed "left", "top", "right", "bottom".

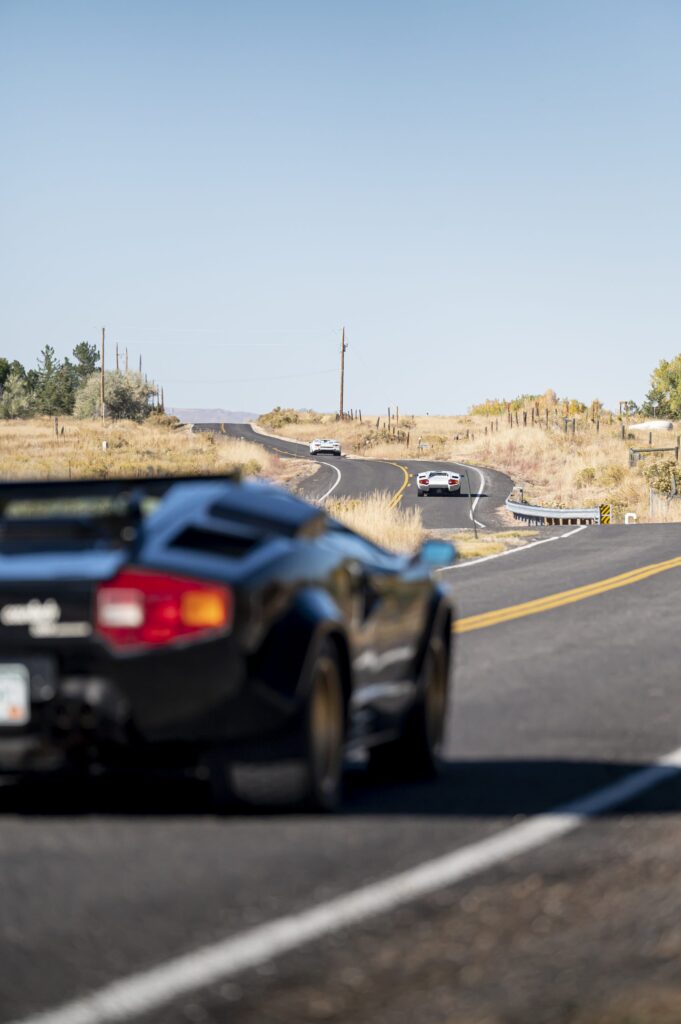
[{"left": 309, "top": 653, "right": 344, "bottom": 806}]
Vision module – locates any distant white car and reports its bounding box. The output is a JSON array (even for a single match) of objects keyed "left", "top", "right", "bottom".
[
  {"left": 309, "top": 438, "right": 342, "bottom": 457},
  {"left": 417, "top": 470, "right": 461, "bottom": 496}
]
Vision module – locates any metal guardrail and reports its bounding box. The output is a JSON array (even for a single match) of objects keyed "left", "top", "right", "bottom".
[{"left": 506, "top": 498, "right": 601, "bottom": 526}]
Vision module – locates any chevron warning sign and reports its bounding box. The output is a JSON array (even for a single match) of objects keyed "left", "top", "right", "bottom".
[{"left": 599, "top": 503, "right": 611, "bottom": 524}]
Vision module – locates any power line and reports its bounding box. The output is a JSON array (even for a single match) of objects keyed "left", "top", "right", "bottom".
[
  {"left": 108, "top": 326, "right": 342, "bottom": 336},
  {"left": 115, "top": 340, "right": 329, "bottom": 349},
  {"left": 161, "top": 368, "right": 337, "bottom": 385}
]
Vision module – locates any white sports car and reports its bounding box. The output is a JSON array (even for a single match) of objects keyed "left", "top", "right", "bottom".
[
  {"left": 309, "top": 438, "right": 342, "bottom": 456},
  {"left": 417, "top": 469, "right": 461, "bottom": 496}
]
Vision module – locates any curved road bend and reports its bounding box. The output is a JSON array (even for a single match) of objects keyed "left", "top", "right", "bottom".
[
  {"left": 3, "top": 523, "right": 681, "bottom": 1022},
  {"left": 197, "top": 422, "right": 512, "bottom": 530}
]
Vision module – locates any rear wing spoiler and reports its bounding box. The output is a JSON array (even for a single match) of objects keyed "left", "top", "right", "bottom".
[
  {"left": 0, "top": 474, "right": 238, "bottom": 509},
  {"left": 0, "top": 475, "right": 239, "bottom": 548}
]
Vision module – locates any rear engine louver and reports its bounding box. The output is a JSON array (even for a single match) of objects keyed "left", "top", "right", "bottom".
[{"left": 171, "top": 527, "right": 258, "bottom": 559}]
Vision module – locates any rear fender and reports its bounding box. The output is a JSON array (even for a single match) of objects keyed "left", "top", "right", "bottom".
[{"left": 249, "top": 587, "right": 351, "bottom": 713}]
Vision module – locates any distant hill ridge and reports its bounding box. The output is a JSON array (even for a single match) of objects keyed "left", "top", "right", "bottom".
[{"left": 168, "top": 408, "right": 258, "bottom": 424}]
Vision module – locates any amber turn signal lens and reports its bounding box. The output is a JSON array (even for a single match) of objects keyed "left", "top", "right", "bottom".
[{"left": 180, "top": 590, "right": 229, "bottom": 628}]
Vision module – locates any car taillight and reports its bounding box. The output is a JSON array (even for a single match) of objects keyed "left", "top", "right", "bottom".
[
  {"left": 419, "top": 478, "right": 429, "bottom": 484},
  {"left": 95, "top": 569, "right": 233, "bottom": 649},
  {"left": 449, "top": 478, "right": 458, "bottom": 485}
]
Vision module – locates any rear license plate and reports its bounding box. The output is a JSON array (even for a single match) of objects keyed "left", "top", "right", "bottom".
[{"left": 0, "top": 664, "right": 30, "bottom": 726}]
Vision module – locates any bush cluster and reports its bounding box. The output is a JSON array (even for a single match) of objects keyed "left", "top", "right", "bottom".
[
  {"left": 0, "top": 344, "right": 160, "bottom": 422},
  {"left": 643, "top": 458, "right": 679, "bottom": 496},
  {"left": 259, "top": 407, "right": 302, "bottom": 429}
]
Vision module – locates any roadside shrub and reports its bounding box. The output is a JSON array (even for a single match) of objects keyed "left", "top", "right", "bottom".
[
  {"left": 644, "top": 458, "right": 679, "bottom": 496},
  {"left": 574, "top": 466, "right": 596, "bottom": 488},
  {"left": 259, "top": 407, "right": 301, "bottom": 429},
  {"left": 598, "top": 464, "right": 626, "bottom": 488},
  {"left": 147, "top": 412, "right": 182, "bottom": 429}
]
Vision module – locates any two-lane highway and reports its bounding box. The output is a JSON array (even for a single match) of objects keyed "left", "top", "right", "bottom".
[
  {"left": 3, "top": 523, "right": 681, "bottom": 1023},
  {"left": 196, "top": 422, "right": 512, "bottom": 530}
]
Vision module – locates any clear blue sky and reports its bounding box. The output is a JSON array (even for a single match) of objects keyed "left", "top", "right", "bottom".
[{"left": 2, "top": 0, "right": 680, "bottom": 413}]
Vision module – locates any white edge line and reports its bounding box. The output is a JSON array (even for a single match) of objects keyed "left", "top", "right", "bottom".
[
  {"left": 560, "top": 524, "right": 589, "bottom": 538},
  {"left": 317, "top": 461, "right": 342, "bottom": 502},
  {"left": 470, "top": 466, "right": 485, "bottom": 518},
  {"left": 12, "top": 746, "right": 681, "bottom": 1024},
  {"left": 436, "top": 523, "right": 586, "bottom": 572}
]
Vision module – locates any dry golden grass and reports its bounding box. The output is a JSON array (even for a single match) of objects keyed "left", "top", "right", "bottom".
[
  {"left": 326, "top": 491, "right": 425, "bottom": 553},
  {"left": 260, "top": 411, "right": 680, "bottom": 523},
  {"left": 450, "top": 529, "right": 539, "bottom": 560},
  {"left": 0, "top": 417, "right": 310, "bottom": 486}
]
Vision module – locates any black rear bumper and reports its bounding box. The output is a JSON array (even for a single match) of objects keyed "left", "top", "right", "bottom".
[{"left": 0, "top": 644, "right": 304, "bottom": 775}]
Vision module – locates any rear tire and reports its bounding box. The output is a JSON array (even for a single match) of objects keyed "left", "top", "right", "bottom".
[
  {"left": 220, "top": 640, "right": 346, "bottom": 812},
  {"left": 369, "top": 634, "right": 449, "bottom": 781}
]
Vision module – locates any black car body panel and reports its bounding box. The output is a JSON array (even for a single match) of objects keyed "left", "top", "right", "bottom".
[{"left": 0, "top": 475, "right": 453, "bottom": 777}]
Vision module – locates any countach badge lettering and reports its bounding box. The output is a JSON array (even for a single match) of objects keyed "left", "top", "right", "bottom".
[{"left": 0, "top": 599, "right": 91, "bottom": 638}]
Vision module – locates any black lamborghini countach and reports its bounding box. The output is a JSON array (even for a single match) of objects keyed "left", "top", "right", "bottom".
[{"left": 0, "top": 475, "right": 455, "bottom": 810}]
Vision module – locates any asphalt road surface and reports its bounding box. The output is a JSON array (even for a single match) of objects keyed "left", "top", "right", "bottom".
[
  {"left": 195, "top": 422, "right": 513, "bottom": 530},
  {"left": 2, "top": 456, "right": 681, "bottom": 1022}
]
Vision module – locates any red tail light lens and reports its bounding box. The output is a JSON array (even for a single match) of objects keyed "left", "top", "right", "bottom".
[{"left": 96, "top": 569, "right": 233, "bottom": 649}]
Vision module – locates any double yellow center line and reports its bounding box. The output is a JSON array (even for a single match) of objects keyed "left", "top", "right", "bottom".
[
  {"left": 455, "top": 554, "right": 681, "bottom": 634},
  {"left": 387, "top": 463, "right": 410, "bottom": 509}
]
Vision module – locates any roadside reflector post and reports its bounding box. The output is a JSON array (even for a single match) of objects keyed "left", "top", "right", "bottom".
[{"left": 625, "top": 512, "right": 637, "bottom": 525}]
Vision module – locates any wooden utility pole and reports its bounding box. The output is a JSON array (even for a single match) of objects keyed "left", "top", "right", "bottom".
[
  {"left": 339, "top": 327, "right": 347, "bottom": 419},
  {"left": 100, "top": 327, "right": 106, "bottom": 421},
  {"left": 139, "top": 354, "right": 142, "bottom": 374},
  {"left": 115, "top": 343, "right": 119, "bottom": 373},
  {"left": 125, "top": 348, "right": 129, "bottom": 374}
]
